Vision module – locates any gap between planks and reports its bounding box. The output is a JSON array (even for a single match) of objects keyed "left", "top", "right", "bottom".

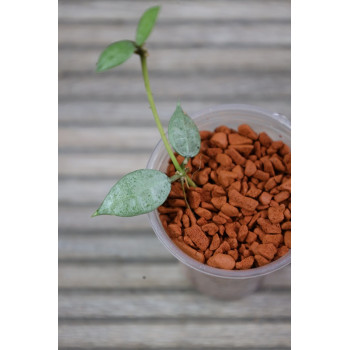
[{"left": 58, "top": 317, "right": 291, "bottom": 325}]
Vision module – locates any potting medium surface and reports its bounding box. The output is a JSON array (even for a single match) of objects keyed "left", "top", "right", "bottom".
[{"left": 159, "top": 123, "right": 291, "bottom": 270}]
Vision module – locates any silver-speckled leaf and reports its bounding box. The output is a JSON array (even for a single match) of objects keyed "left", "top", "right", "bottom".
[
  {"left": 93, "top": 169, "right": 171, "bottom": 217},
  {"left": 168, "top": 103, "right": 201, "bottom": 157}
]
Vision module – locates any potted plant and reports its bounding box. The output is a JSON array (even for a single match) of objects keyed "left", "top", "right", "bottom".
[{"left": 92, "top": 6, "right": 291, "bottom": 299}]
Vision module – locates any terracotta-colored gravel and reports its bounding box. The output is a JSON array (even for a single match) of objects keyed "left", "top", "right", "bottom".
[{"left": 158, "top": 123, "right": 291, "bottom": 270}]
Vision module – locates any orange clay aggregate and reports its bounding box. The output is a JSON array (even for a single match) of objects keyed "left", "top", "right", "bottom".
[{"left": 158, "top": 124, "right": 291, "bottom": 270}]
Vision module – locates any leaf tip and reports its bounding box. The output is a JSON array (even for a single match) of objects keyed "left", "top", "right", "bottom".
[
  {"left": 96, "top": 59, "right": 107, "bottom": 73},
  {"left": 91, "top": 210, "right": 99, "bottom": 218},
  {"left": 150, "top": 5, "right": 161, "bottom": 15},
  {"left": 176, "top": 101, "right": 184, "bottom": 113}
]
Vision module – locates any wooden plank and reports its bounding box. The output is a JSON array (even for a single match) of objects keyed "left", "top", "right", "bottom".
[
  {"left": 59, "top": 179, "right": 124, "bottom": 204},
  {"left": 58, "top": 322, "right": 291, "bottom": 348},
  {"left": 59, "top": 262, "right": 189, "bottom": 289},
  {"left": 59, "top": 262, "right": 290, "bottom": 289},
  {"left": 59, "top": 0, "right": 290, "bottom": 22},
  {"left": 58, "top": 233, "right": 171, "bottom": 260},
  {"left": 59, "top": 205, "right": 149, "bottom": 230},
  {"left": 59, "top": 72, "right": 290, "bottom": 100},
  {"left": 58, "top": 100, "right": 291, "bottom": 127},
  {"left": 58, "top": 22, "right": 290, "bottom": 47},
  {"left": 59, "top": 178, "right": 181, "bottom": 205},
  {"left": 58, "top": 153, "right": 150, "bottom": 177},
  {"left": 58, "top": 290, "right": 290, "bottom": 319},
  {"left": 59, "top": 127, "right": 159, "bottom": 152},
  {"left": 58, "top": 100, "right": 203, "bottom": 126},
  {"left": 59, "top": 47, "right": 290, "bottom": 73}
]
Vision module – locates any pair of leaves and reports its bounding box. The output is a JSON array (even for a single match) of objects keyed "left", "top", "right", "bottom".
[
  {"left": 94, "top": 104, "right": 200, "bottom": 217},
  {"left": 93, "top": 5, "right": 201, "bottom": 217},
  {"left": 96, "top": 6, "right": 160, "bottom": 72}
]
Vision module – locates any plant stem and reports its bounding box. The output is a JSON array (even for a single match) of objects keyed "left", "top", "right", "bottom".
[
  {"left": 139, "top": 51, "right": 196, "bottom": 187},
  {"left": 169, "top": 174, "right": 182, "bottom": 183},
  {"left": 139, "top": 53, "right": 181, "bottom": 170}
]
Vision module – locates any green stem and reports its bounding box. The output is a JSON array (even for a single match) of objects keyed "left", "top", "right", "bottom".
[
  {"left": 169, "top": 174, "right": 182, "bottom": 183},
  {"left": 140, "top": 53, "right": 181, "bottom": 171},
  {"left": 139, "top": 51, "right": 196, "bottom": 187}
]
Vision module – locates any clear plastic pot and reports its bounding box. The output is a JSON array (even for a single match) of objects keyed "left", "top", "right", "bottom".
[{"left": 147, "top": 104, "right": 291, "bottom": 299}]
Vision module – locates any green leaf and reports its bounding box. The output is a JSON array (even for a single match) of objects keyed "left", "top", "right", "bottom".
[
  {"left": 135, "top": 6, "right": 160, "bottom": 46},
  {"left": 168, "top": 103, "right": 201, "bottom": 158},
  {"left": 92, "top": 169, "right": 171, "bottom": 217},
  {"left": 96, "top": 40, "right": 136, "bottom": 72}
]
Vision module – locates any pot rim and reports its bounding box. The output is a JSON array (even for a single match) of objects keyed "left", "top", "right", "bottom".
[{"left": 147, "top": 104, "right": 291, "bottom": 279}]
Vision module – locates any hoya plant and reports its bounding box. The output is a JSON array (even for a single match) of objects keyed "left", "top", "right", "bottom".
[{"left": 92, "top": 6, "right": 200, "bottom": 218}]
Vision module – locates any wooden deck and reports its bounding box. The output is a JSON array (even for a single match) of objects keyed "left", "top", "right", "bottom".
[{"left": 58, "top": 0, "right": 291, "bottom": 348}]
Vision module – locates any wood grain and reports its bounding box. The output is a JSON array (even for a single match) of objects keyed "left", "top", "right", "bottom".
[
  {"left": 59, "top": 153, "right": 150, "bottom": 177},
  {"left": 59, "top": 127, "right": 159, "bottom": 152},
  {"left": 59, "top": 100, "right": 291, "bottom": 127},
  {"left": 59, "top": 205, "right": 149, "bottom": 230},
  {"left": 59, "top": 179, "right": 125, "bottom": 204},
  {"left": 58, "top": 290, "right": 290, "bottom": 319},
  {"left": 59, "top": 22, "right": 290, "bottom": 47},
  {"left": 58, "top": 322, "right": 291, "bottom": 348},
  {"left": 59, "top": 72, "right": 290, "bottom": 100},
  {"left": 59, "top": 262, "right": 188, "bottom": 289},
  {"left": 59, "top": 262, "right": 290, "bottom": 289},
  {"left": 59, "top": 0, "right": 290, "bottom": 22},
  {"left": 58, "top": 0, "right": 291, "bottom": 347},
  {"left": 58, "top": 233, "right": 171, "bottom": 260},
  {"left": 59, "top": 47, "right": 290, "bottom": 73}
]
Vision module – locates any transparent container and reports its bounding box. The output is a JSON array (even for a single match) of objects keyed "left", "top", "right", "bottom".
[{"left": 147, "top": 104, "right": 291, "bottom": 299}]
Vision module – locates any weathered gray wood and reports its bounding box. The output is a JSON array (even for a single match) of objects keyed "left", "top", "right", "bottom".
[
  {"left": 59, "top": 22, "right": 290, "bottom": 47},
  {"left": 59, "top": 179, "right": 124, "bottom": 204},
  {"left": 59, "top": 47, "right": 290, "bottom": 73},
  {"left": 59, "top": 262, "right": 290, "bottom": 289},
  {"left": 59, "top": 262, "right": 189, "bottom": 289},
  {"left": 58, "top": 233, "right": 171, "bottom": 260},
  {"left": 58, "top": 290, "right": 290, "bottom": 319},
  {"left": 59, "top": 0, "right": 290, "bottom": 22},
  {"left": 58, "top": 0, "right": 291, "bottom": 347},
  {"left": 59, "top": 153, "right": 149, "bottom": 177},
  {"left": 59, "top": 127, "right": 159, "bottom": 152},
  {"left": 59, "top": 205, "right": 149, "bottom": 230},
  {"left": 58, "top": 322, "right": 291, "bottom": 348},
  {"left": 59, "top": 178, "right": 165, "bottom": 205},
  {"left": 59, "top": 72, "right": 290, "bottom": 99},
  {"left": 58, "top": 100, "right": 291, "bottom": 127}
]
